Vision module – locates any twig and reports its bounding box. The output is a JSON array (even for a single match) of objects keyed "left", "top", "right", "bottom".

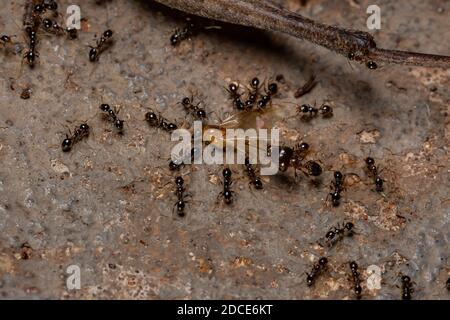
[
  {"left": 154, "top": 0, "right": 450, "bottom": 69},
  {"left": 295, "top": 75, "right": 317, "bottom": 98}
]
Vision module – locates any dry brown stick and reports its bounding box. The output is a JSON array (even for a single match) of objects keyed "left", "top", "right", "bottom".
[
  {"left": 154, "top": 0, "right": 450, "bottom": 69},
  {"left": 295, "top": 75, "right": 317, "bottom": 98}
]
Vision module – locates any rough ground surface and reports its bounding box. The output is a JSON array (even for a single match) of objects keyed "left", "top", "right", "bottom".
[{"left": 0, "top": 0, "right": 449, "bottom": 299}]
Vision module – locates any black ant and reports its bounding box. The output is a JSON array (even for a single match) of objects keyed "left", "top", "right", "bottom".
[
  {"left": 244, "top": 77, "right": 261, "bottom": 109},
  {"left": 297, "top": 103, "right": 333, "bottom": 121},
  {"left": 89, "top": 29, "right": 113, "bottom": 62},
  {"left": 349, "top": 261, "right": 362, "bottom": 299},
  {"left": 180, "top": 96, "right": 207, "bottom": 120},
  {"left": 23, "top": 26, "right": 39, "bottom": 68},
  {"left": 401, "top": 275, "right": 414, "bottom": 300},
  {"left": 365, "top": 157, "right": 384, "bottom": 192},
  {"left": 226, "top": 82, "right": 245, "bottom": 111},
  {"left": 277, "top": 144, "right": 322, "bottom": 177},
  {"left": 170, "top": 17, "right": 220, "bottom": 46},
  {"left": 328, "top": 171, "right": 345, "bottom": 207},
  {"left": 257, "top": 82, "right": 277, "bottom": 109},
  {"left": 170, "top": 18, "right": 199, "bottom": 46},
  {"left": 42, "top": 18, "right": 78, "bottom": 39},
  {"left": 99, "top": 104, "right": 124, "bottom": 134},
  {"left": 174, "top": 176, "right": 188, "bottom": 217},
  {"left": 306, "top": 257, "right": 328, "bottom": 287},
  {"left": 145, "top": 109, "right": 178, "bottom": 132},
  {"left": 446, "top": 277, "right": 450, "bottom": 291},
  {"left": 323, "top": 222, "right": 354, "bottom": 247},
  {"left": 219, "top": 167, "right": 233, "bottom": 204},
  {"left": 244, "top": 157, "right": 263, "bottom": 190},
  {"left": 298, "top": 104, "right": 318, "bottom": 120},
  {"left": 33, "top": 0, "right": 58, "bottom": 15},
  {"left": 61, "top": 123, "right": 90, "bottom": 152}
]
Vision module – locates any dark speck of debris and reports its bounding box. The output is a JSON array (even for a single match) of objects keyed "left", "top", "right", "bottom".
[
  {"left": 276, "top": 74, "right": 285, "bottom": 83},
  {"left": 20, "top": 242, "right": 33, "bottom": 260},
  {"left": 20, "top": 88, "right": 32, "bottom": 100}
]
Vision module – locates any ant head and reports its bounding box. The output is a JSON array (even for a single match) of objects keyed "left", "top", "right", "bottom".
[
  {"left": 182, "top": 97, "right": 191, "bottom": 106},
  {"left": 167, "top": 122, "right": 178, "bottom": 131},
  {"left": 300, "top": 104, "right": 309, "bottom": 113},
  {"left": 145, "top": 109, "right": 158, "bottom": 119},
  {"left": 114, "top": 119, "right": 124, "bottom": 129},
  {"left": 320, "top": 104, "right": 333, "bottom": 115},
  {"left": 366, "top": 61, "right": 378, "bottom": 70},
  {"left": 334, "top": 171, "right": 343, "bottom": 180},
  {"left": 1, "top": 35, "right": 11, "bottom": 42},
  {"left": 100, "top": 103, "right": 110, "bottom": 112},
  {"left": 234, "top": 98, "right": 245, "bottom": 110},
  {"left": 61, "top": 138, "right": 72, "bottom": 152},
  {"left": 43, "top": 18, "right": 53, "bottom": 29},
  {"left": 89, "top": 48, "right": 98, "bottom": 62},
  {"left": 33, "top": 4, "right": 44, "bottom": 13},
  {"left": 344, "top": 222, "right": 354, "bottom": 231},
  {"left": 307, "top": 161, "right": 322, "bottom": 176},
  {"left": 257, "top": 100, "right": 267, "bottom": 109},
  {"left": 229, "top": 83, "right": 238, "bottom": 92},
  {"left": 354, "top": 285, "right": 362, "bottom": 296},
  {"left": 326, "top": 230, "right": 335, "bottom": 239},
  {"left": 196, "top": 109, "right": 206, "bottom": 119},
  {"left": 170, "top": 33, "right": 179, "bottom": 46},
  {"left": 401, "top": 275, "right": 411, "bottom": 283},
  {"left": 104, "top": 29, "right": 113, "bottom": 38},
  {"left": 267, "top": 82, "right": 278, "bottom": 95},
  {"left": 251, "top": 77, "right": 260, "bottom": 88},
  {"left": 253, "top": 179, "right": 263, "bottom": 190},
  {"left": 175, "top": 176, "right": 184, "bottom": 186},
  {"left": 331, "top": 191, "right": 341, "bottom": 201},
  {"left": 365, "top": 157, "right": 375, "bottom": 166},
  {"left": 297, "top": 142, "right": 309, "bottom": 152},
  {"left": 261, "top": 94, "right": 270, "bottom": 102},
  {"left": 349, "top": 261, "right": 358, "bottom": 270},
  {"left": 222, "top": 167, "right": 232, "bottom": 179},
  {"left": 318, "top": 257, "right": 328, "bottom": 266}
]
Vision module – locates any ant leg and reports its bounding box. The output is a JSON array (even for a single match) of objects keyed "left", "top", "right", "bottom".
[
  {"left": 215, "top": 191, "right": 224, "bottom": 204},
  {"left": 322, "top": 192, "right": 332, "bottom": 210}
]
